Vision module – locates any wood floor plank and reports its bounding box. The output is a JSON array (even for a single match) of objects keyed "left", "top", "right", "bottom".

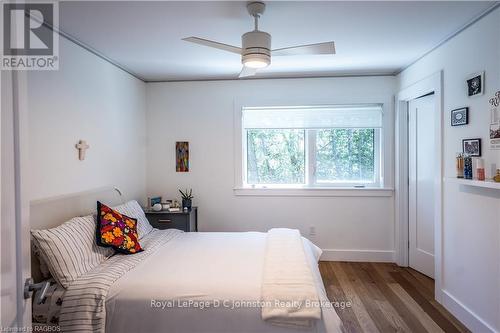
[
  {"left": 388, "top": 282, "right": 445, "bottom": 333},
  {"left": 405, "top": 268, "right": 435, "bottom": 294},
  {"left": 398, "top": 268, "right": 434, "bottom": 301},
  {"left": 358, "top": 263, "right": 429, "bottom": 332},
  {"left": 319, "top": 262, "right": 469, "bottom": 333},
  {"left": 319, "top": 262, "right": 364, "bottom": 333},
  {"left": 331, "top": 262, "right": 381, "bottom": 333},
  {"left": 348, "top": 262, "right": 412, "bottom": 332},
  {"left": 390, "top": 271, "right": 461, "bottom": 333},
  {"left": 343, "top": 263, "right": 398, "bottom": 332},
  {"left": 429, "top": 300, "right": 471, "bottom": 333}
]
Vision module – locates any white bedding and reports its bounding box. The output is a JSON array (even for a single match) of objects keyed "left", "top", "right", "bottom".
[
  {"left": 105, "top": 231, "right": 343, "bottom": 333},
  {"left": 262, "top": 229, "right": 321, "bottom": 328}
]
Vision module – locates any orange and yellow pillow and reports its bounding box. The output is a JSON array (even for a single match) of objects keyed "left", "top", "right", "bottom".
[{"left": 96, "top": 201, "right": 143, "bottom": 254}]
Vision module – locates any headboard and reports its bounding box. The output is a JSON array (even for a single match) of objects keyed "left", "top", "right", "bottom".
[{"left": 30, "top": 186, "right": 125, "bottom": 282}]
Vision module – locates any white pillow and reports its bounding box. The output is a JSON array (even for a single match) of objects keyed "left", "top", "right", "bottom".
[
  {"left": 112, "top": 200, "right": 154, "bottom": 239},
  {"left": 31, "top": 215, "right": 113, "bottom": 288}
]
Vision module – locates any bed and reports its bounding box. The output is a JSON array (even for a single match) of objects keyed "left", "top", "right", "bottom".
[{"left": 30, "top": 187, "right": 343, "bottom": 333}]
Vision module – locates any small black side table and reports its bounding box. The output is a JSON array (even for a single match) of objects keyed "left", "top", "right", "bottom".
[{"left": 144, "top": 207, "right": 197, "bottom": 232}]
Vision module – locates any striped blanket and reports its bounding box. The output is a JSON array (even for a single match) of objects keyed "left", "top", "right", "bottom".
[{"left": 58, "top": 229, "right": 182, "bottom": 332}]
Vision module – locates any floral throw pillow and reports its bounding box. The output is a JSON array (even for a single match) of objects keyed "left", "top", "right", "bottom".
[{"left": 96, "top": 201, "right": 143, "bottom": 254}]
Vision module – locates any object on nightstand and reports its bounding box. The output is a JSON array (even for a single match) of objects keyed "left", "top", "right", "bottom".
[
  {"left": 149, "top": 196, "right": 162, "bottom": 208},
  {"left": 179, "top": 189, "right": 193, "bottom": 211},
  {"left": 476, "top": 158, "right": 485, "bottom": 181},
  {"left": 168, "top": 207, "right": 181, "bottom": 212},
  {"left": 464, "top": 156, "right": 473, "bottom": 180},
  {"left": 456, "top": 154, "right": 464, "bottom": 178},
  {"left": 152, "top": 203, "right": 163, "bottom": 212}
]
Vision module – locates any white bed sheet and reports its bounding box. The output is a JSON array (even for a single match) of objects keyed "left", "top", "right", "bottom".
[{"left": 106, "top": 231, "right": 343, "bottom": 333}]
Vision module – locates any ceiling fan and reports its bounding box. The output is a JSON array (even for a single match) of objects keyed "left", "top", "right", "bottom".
[{"left": 182, "top": 1, "right": 336, "bottom": 78}]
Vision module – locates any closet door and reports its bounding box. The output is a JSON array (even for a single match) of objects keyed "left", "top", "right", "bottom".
[{"left": 408, "top": 94, "right": 435, "bottom": 278}]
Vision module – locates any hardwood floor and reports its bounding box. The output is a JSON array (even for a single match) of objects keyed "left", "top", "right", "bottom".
[{"left": 319, "top": 262, "right": 470, "bottom": 333}]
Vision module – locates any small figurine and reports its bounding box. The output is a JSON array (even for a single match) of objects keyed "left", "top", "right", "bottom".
[{"left": 494, "top": 169, "right": 500, "bottom": 183}]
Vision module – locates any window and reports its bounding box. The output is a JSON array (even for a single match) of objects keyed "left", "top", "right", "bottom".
[{"left": 242, "top": 105, "right": 383, "bottom": 188}]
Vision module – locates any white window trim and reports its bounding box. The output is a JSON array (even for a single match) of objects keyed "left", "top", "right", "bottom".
[{"left": 233, "top": 96, "right": 394, "bottom": 197}]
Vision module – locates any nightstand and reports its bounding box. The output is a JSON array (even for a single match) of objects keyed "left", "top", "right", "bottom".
[{"left": 144, "top": 207, "right": 197, "bottom": 232}]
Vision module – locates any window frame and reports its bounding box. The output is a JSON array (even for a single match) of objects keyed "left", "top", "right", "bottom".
[
  {"left": 308, "top": 128, "right": 382, "bottom": 188},
  {"left": 242, "top": 127, "right": 381, "bottom": 188},
  {"left": 233, "top": 97, "right": 394, "bottom": 196},
  {"left": 244, "top": 128, "right": 307, "bottom": 187}
]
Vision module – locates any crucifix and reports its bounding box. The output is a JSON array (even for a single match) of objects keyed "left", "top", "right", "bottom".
[{"left": 75, "top": 140, "right": 89, "bottom": 161}]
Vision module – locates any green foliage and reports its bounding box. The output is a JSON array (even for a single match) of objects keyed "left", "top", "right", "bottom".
[
  {"left": 316, "top": 129, "right": 375, "bottom": 182},
  {"left": 179, "top": 189, "right": 193, "bottom": 200},
  {"left": 247, "top": 129, "right": 305, "bottom": 184},
  {"left": 246, "top": 128, "right": 375, "bottom": 184}
]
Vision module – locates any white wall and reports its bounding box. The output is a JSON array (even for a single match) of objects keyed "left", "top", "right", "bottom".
[
  {"left": 27, "top": 32, "right": 147, "bottom": 204},
  {"left": 146, "top": 76, "right": 397, "bottom": 260},
  {"left": 398, "top": 8, "right": 500, "bottom": 332}
]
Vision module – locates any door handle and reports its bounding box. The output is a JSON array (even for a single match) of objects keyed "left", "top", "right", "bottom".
[
  {"left": 24, "top": 278, "right": 50, "bottom": 304},
  {"left": 158, "top": 219, "right": 172, "bottom": 223}
]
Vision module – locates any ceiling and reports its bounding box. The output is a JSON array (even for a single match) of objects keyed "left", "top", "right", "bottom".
[{"left": 58, "top": 1, "right": 496, "bottom": 81}]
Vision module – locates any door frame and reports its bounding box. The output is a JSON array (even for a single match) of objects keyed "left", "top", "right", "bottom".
[
  {"left": 395, "top": 71, "right": 443, "bottom": 303},
  {"left": 1, "top": 69, "right": 31, "bottom": 327}
]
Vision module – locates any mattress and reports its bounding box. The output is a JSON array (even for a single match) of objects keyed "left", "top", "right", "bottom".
[{"left": 105, "top": 231, "right": 343, "bottom": 333}]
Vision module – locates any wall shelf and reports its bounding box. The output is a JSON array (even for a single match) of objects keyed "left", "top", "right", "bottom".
[{"left": 446, "top": 178, "right": 500, "bottom": 190}]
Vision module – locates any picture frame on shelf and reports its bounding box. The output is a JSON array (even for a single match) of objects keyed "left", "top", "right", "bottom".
[
  {"left": 466, "top": 71, "right": 484, "bottom": 97},
  {"left": 451, "top": 107, "right": 468, "bottom": 126},
  {"left": 462, "top": 138, "right": 481, "bottom": 157},
  {"left": 149, "top": 196, "right": 162, "bottom": 208}
]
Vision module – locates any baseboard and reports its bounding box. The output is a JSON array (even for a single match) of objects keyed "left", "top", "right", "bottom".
[
  {"left": 442, "top": 290, "right": 498, "bottom": 333},
  {"left": 320, "top": 249, "right": 395, "bottom": 262}
]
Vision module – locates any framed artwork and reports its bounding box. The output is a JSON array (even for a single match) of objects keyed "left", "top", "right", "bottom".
[
  {"left": 149, "top": 196, "right": 162, "bottom": 208},
  {"left": 451, "top": 107, "right": 468, "bottom": 126},
  {"left": 176, "top": 141, "right": 189, "bottom": 172},
  {"left": 466, "top": 71, "right": 484, "bottom": 97},
  {"left": 462, "top": 138, "right": 481, "bottom": 157},
  {"left": 489, "top": 91, "right": 500, "bottom": 150}
]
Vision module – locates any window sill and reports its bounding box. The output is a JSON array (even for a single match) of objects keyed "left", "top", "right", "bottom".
[{"left": 233, "top": 187, "right": 394, "bottom": 197}]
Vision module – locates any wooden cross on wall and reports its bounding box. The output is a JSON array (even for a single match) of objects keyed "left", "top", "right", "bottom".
[{"left": 75, "top": 140, "right": 89, "bottom": 160}]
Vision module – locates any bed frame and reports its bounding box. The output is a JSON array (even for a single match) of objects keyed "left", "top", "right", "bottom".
[{"left": 30, "top": 186, "right": 124, "bottom": 282}]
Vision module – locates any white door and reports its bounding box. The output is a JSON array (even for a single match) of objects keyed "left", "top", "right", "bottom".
[
  {"left": 1, "top": 69, "right": 32, "bottom": 328},
  {"left": 408, "top": 94, "right": 435, "bottom": 278}
]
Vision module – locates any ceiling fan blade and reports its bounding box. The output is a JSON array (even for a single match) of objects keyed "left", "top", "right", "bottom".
[
  {"left": 182, "top": 37, "right": 242, "bottom": 55},
  {"left": 238, "top": 66, "right": 257, "bottom": 78},
  {"left": 272, "top": 42, "right": 336, "bottom": 56}
]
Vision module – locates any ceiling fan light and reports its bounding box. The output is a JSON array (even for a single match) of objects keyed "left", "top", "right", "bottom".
[{"left": 243, "top": 58, "right": 269, "bottom": 69}]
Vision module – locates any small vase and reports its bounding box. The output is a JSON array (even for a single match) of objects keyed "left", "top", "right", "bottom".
[
  {"left": 456, "top": 155, "right": 464, "bottom": 178},
  {"left": 464, "top": 157, "right": 473, "bottom": 180},
  {"left": 182, "top": 199, "right": 192, "bottom": 211}
]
